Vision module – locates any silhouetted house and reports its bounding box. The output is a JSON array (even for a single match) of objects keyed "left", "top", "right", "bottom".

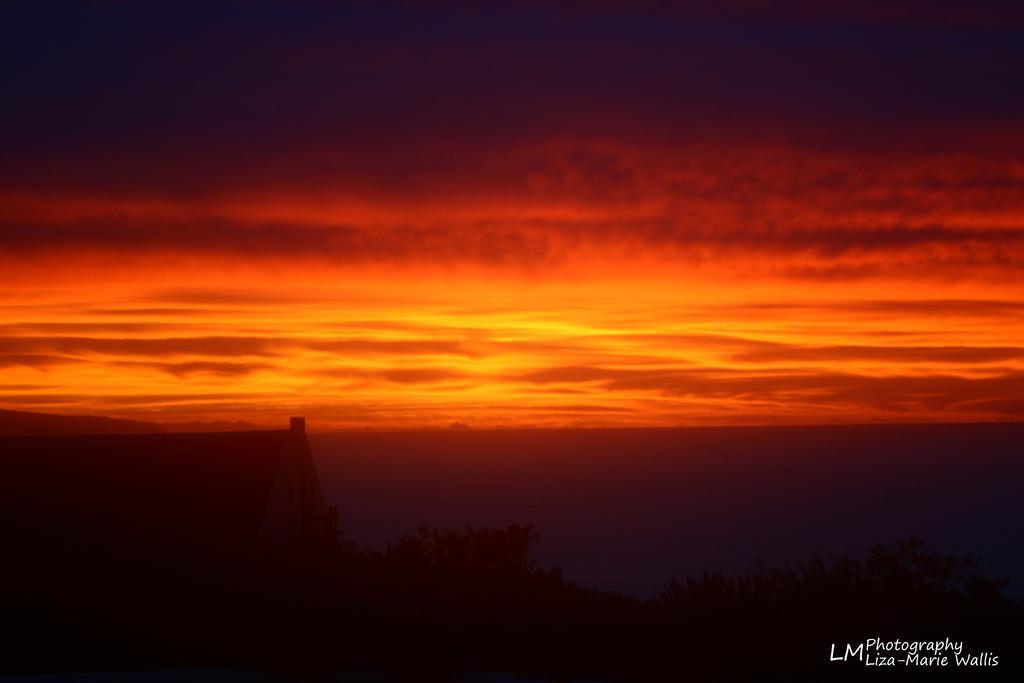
[
  {"left": 1, "top": 416, "right": 335, "bottom": 555},
  {"left": 0, "top": 418, "right": 338, "bottom": 670}
]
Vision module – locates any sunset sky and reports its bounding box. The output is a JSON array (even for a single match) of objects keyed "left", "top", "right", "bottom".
[{"left": 2, "top": 2, "right": 1023, "bottom": 428}]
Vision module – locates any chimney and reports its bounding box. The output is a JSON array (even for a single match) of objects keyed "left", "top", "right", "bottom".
[{"left": 290, "top": 416, "right": 306, "bottom": 433}]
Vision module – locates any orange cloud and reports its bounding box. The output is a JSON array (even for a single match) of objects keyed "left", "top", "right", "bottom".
[{"left": 0, "top": 140, "right": 1022, "bottom": 428}]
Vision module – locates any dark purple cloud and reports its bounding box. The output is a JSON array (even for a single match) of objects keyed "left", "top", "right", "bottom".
[
  {"left": 1, "top": 216, "right": 1021, "bottom": 278},
  {"left": 2, "top": 1, "right": 1024, "bottom": 195}
]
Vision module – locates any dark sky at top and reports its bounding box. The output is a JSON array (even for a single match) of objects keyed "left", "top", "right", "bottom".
[{"left": 3, "top": 1, "right": 1024, "bottom": 194}]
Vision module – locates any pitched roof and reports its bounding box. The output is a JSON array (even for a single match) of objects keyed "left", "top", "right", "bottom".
[
  {"left": 0, "top": 429, "right": 300, "bottom": 557},
  {"left": 0, "top": 408, "right": 162, "bottom": 436}
]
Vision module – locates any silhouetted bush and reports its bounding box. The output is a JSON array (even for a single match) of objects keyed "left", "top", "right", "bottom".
[
  {"left": 646, "top": 538, "right": 1019, "bottom": 679},
  {"left": 4, "top": 525, "right": 1020, "bottom": 680},
  {"left": 289, "top": 529, "right": 1020, "bottom": 680}
]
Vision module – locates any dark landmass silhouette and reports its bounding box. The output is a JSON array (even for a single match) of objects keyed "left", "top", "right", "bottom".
[
  {"left": 0, "top": 408, "right": 161, "bottom": 435},
  {"left": 159, "top": 418, "right": 264, "bottom": 433},
  {"left": 2, "top": 413, "right": 1022, "bottom": 679},
  {"left": 0, "top": 408, "right": 260, "bottom": 436}
]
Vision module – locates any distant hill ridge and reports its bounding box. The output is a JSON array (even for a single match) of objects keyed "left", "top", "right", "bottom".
[{"left": 0, "top": 409, "right": 259, "bottom": 436}]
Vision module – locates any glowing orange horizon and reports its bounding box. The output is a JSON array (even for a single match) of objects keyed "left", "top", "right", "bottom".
[{"left": 1, "top": 142, "right": 1022, "bottom": 428}]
